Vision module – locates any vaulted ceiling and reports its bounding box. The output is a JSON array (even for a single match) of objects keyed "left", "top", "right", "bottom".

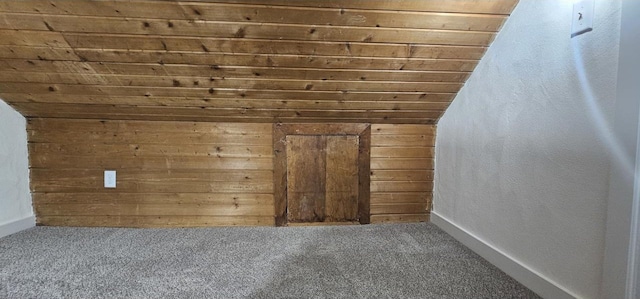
[{"left": 0, "top": 0, "right": 518, "bottom": 124}]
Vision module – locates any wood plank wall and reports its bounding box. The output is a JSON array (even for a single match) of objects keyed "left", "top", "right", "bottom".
[
  {"left": 0, "top": 0, "right": 517, "bottom": 123},
  {"left": 28, "top": 118, "right": 433, "bottom": 227},
  {"left": 370, "top": 124, "right": 434, "bottom": 223},
  {"left": 28, "top": 118, "right": 275, "bottom": 227}
]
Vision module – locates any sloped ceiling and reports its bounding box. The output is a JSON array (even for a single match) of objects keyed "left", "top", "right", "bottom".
[{"left": 0, "top": 0, "right": 518, "bottom": 123}]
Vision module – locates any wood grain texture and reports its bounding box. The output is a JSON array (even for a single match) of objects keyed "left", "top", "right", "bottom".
[
  {"left": 0, "top": 0, "right": 518, "bottom": 123},
  {"left": 370, "top": 192, "right": 433, "bottom": 205},
  {"left": 0, "top": 13, "right": 497, "bottom": 45},
  {"left": 285, "top": 135, "right": 359, "bottom": 223},
  {"left": 171, "top": 0, "right": 519, "bottom": 15},
  {"left": 12, "top": 102, "right": 443, "bottom": 124},
  {"left": 32, "top": 192, "right": 274, "bottom": 205},
  {"left": 7, "top": 0, "right": 519, "bottom": 226},
  {"left": 0, "top": 36, "right": 486, "bottom": 59},
  {"left": 286, "top": 135, "right": 327, "bottom": 222},
  {"left": 30, "top": 120, "right": 434, "bottom": 226},
  {"left": 369, "top": 124, "right": 434, "bottom": 223},
  {"left": 370, "top": 203, "right": 429, "bottom": 215},
  {"left": 273, "top": 123, "right": 370, "bottom": 226},
  {"left": 37, "top": 215, "right": 275, "bottom": 227},
  {"left": 0, "top": 67, "right": 469, "bottom": 84},
  {"left": 29, "top": 118, "right": 275, "bottom": 227},
  {"left": 0, "top": 1, "right": 508, "bottom": 30},
  {"left": 29, "top": 143, "right": 274, "bottom": 158},
  {"left": 0, "top": 73, "right": 465, "bottom": 93},
  {"left": 29, "top": 120, "right": 432, "bottom": 226},
  {"left": 357, "top": 126, "right": 371, "bottom": 224},
  {"left": 0, "top": 53, "right": 479, "bottom": 71},
  {"left": 35, "top": 203, "right": 273, "bottom": 216},
  {"left": 325, "top": 136, "right": 359, "bottom": 222},
  {"left": 370, "top": 214, "right": 429, "bottom": 224}
]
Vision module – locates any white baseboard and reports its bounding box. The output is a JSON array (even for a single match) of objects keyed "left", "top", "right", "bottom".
[
  {"left": 0, "top": 215, "right": 36, "bottom": 239},
  {"left": 431, "top": 212, "right": 578, "bottom": 299}
]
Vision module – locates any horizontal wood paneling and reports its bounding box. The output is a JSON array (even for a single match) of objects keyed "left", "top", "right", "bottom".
[
  {"left": 32, "top": 192, "right": 273, "bottom": 205},
  {"left": 0, "top": 1, "right": 509, "bottom": 30},
  {"left": 36, "top": 215, "right": 274, "bottom": 227},
  {"left": 370, "top": 170, "right": 434, "bottom": 181},
  {"left": 0, "top": 14, "right": 496, "bottom": 46},
  {"left": 0, "top": 0, "right": 517, "bottom": 123},
  {"left": 30, "top": 120, "right": 435, "bottom": 226},
  {"left": 0, "top": 79, "right": 455, "bottom": 102},
  {"left": 29, "top": 118, "right": 275, "bottom": 227},
  {"left": 370, "top": 214, "right": 430, "bottom": 223},
  {"left": 371, "top": 181, "right": 434, "bottom": 193},
  {"left": 371, "top": 148, "right": 435, "bottom": 158},
  {"left": 6, "top": 0, "right": 516, "bottom": 226},
  {"left": 10, "top": 94, "right": 450, "bottom": 111},
  {"left": 370, "top": 203, "right": 430, "bottom": 215},
  {"left": 370, "top": 124, "right": 434, "bottom": 223},
  {"left": 370, "top": 159, "right": 434, "bottom": 170},
  {"left": 0, "top": 74, "right": 464, "bottom": 92},
  {"left": 26, "top": 117, "right": 271, "bottom": 133},
  {"left": 0, "top": 35, "right": 486, "bottom": 59},
  {"left": 35, "top": 203, "right": 272, "bottom": 216},
  {"left": 2, "top": 0, "right": 517, "bottom": 18},
  {"left": 28, "top": 131, "right": 270, "bottom": 145},
  {"left": 0, "top": 68, "right": 470, "bottom": 84},
  {"left": 168, "top": 0, "right": 519, "bottom": 15},
  {"left": 0, "top": 52, "right": 479, "bottom": 71},
  {"left": 370, "top": 193, "right": 432, "bottom": 205},
  {"left": 32, "top": 176, "right": 273, "bottom": 193},
  {"left": 13, "top": 103, "right": 442, "bottom": 124},
  {"left": 29, "top": 144, "right": 273, "bottom": 158}
]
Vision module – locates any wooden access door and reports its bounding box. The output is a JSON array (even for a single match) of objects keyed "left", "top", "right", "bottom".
[
  {"left": 286, "top": 135, "right": 359, "bottom": 223},
  {"left": 273, "top": 123, "right": 371, "bottom": 226}
]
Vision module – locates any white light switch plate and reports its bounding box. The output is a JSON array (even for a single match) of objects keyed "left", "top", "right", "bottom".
[
  {"left": 571, "top": 0, "right": 594, "bottom": 37},
  {"left": 104, "top": 170, "right": 116, "bottom": 188}
]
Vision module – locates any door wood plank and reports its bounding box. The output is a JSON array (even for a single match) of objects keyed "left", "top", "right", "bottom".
[
  {"left": 325, "top": 135, "right": 359, "bottom": 222},
  {"left": 286, "top": 135, "right": 327, "bottom": 222}
]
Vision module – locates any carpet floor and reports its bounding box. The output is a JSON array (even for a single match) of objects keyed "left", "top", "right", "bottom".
[{"left": 0, "top": 223, "right": 540, "bottom": 298}]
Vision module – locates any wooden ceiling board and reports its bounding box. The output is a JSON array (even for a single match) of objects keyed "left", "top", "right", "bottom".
[
  {"left": 150, "top": 0, "right": 519, "bottom": 15},
  {"left": 0, "top": 14, "right": 498, "bottom": 46},
  {"left": 0, "top": 66, "right": 472, "bottom": 82},
  {"left": 0, "top": 0, "right": 518, "bottom": 123},
  {"left": 0, "top": 1, "right": 509, "bottom": 31},
  {"left": 0, "top": 31, "right": 489, "bottom": 59}
]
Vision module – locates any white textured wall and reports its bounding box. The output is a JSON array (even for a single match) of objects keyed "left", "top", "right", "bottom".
[
  {"left": 434, "top": 1, "right": 621, "bottom": 298},
  {"left": 602, "top": 0, "right": 640, "bottom": 297},
  {"left": 0, "top": 99, "right": 32, "bottom": 226}
]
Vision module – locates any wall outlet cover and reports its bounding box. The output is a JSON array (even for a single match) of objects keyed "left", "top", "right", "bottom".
[
  {"left": 104, "top": 170, "right": 116, "bottom": 188},
  {"left": 571, "top": 0, "right": 594, "bottom": 37}
]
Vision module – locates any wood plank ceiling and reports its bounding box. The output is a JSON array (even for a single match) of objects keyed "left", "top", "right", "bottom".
[{"left": 0, "top": 0, "right": 518, "bottom": 124}]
